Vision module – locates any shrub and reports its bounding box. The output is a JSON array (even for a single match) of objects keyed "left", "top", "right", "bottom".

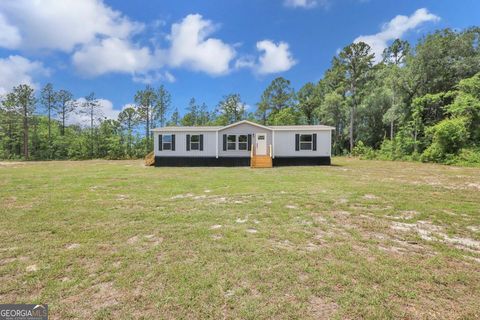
[
  {"left": 451, "top": 148, "right": 480, "bottom": 166},
  {"left": 376, "top": 139, "right": 394, "bottom": 160},
  {"left": 352, "top": 141, "right": 376, "bottom": 159},
  {"left": 393, "top": 126, "right": 417, "bottom": 159},
  {"left": 421, "top": 117, "right": 469, "bottom": 162}
]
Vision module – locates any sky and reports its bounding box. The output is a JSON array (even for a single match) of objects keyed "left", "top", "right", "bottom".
[{"left": 0, "top": 0, "right": 479, "bottom": 124}]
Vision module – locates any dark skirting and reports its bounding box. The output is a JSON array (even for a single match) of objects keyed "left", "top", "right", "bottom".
[
  {"left": 272, "top": 156, "right": 331, "bottom": 166},
  {"left": 155, "top": 156, "right": 250, "bottom": 167},
  {"left": 155, "top": 156, "right": 331, "bottom": 167}
]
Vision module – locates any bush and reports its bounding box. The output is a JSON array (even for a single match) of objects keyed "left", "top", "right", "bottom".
[
  {"left": 393, "top": 126, "right": 417, "bottom": 159},
  {"left": 421, "top": 143, "right": 446, "bottom": 163},
  {"left": 352, "top": 141, "right": 376, "bottom": 159},
  {"left": 451, "top": 148, "right": 480, "bottom": 166},
  {"left": 421, "top": 117, "right": 469, "bottom": 162},
  {"left": 376, "top": 139, "right": 394, "bottom": 160}
]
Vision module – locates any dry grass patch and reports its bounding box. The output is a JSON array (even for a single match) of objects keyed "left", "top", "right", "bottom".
[{"left": 0, "top": 158, "right": 479, "bottom": 319}]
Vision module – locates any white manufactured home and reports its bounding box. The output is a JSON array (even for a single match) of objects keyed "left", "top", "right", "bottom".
[{"left": 151, "top": 120, "right": 334, "bottom": 167}]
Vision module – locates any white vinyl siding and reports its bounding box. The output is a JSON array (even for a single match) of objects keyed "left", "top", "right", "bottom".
[
  {"left": 154, "top": 132, "right": 216, "bottom": 157},
  {"left": 153, "top": 122, "right": 333, "bottom": 158},
  {"left": 274, "top": 131, "right": 331, "bottom": 157},
  {"left": 219, "top": 122, "right": 271, "bottom": 157}
]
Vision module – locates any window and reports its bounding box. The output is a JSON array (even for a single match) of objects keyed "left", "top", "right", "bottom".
[
  {"left": 224, "top": 134, "right": 251, "bottom": 151},
  {"left": 163, "top": 134, "right": 172, "bottom": 150},
  {"left": 300, "top": 134, "right": 313, "bottom": 150},
  {"left": 190, "top": 135, "right": 200, "bottom": 150},
  {"left": 238, "top": 135, "right": 248, "bottom": 150},
  {"left": 227, "top": 135, "right": 236, "bottom": 150}
]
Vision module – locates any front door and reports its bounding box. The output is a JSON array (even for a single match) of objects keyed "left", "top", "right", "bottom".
[{"left": 256, "top": 133, "right": 267, "bottom": 155}]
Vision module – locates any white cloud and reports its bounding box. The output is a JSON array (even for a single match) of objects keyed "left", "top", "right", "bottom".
[
  {"left": 235, "top": 56, "right": 256, "bottom": 69},
  {"left": 284, "top": 0, "right": 324, "bottom": 9},
  {"left": 284, "top": 0, "right": 316, "bottom": 8},
  {"left": 0, "top": 13, "right": 21, "bottom": 49},
  {"left": 72, "top": 14, "right": 238, "bottom": 78},
  {"left": 354, "top": 8, "right": 440, "bottom": 62},
  {"left": 132, "top": 71, "right": 176, "bottom": 84},
  {"left": 0, "top": 55, "right": 48, "bottom": 95},
  {"left": 256, "top": 40, "right": 297, "bottom": 74},
  {"left": 0, "top": 1, "right": 295, "bottom": 81},
  {"left": 67, "top": 98, "right": 120, "bottom": 125},
  {"left": 166, "top": 14, "right": 236, "bottom": 75},
  {"left": 0, "top": 0, "right": 142, "bottom": 51},
  {"left": 0, "top": 0, "right": 159, "bottom": 81},
  {"left": 72, "top": 38, "right": 153, "bottom": 76}
]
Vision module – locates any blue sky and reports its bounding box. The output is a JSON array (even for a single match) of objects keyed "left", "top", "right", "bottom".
[{"left": 0, "top": 0, "right": 479, "bottom": 123}]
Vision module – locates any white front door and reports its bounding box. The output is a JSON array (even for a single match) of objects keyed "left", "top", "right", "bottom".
[{"left": 256, "top": 133, "right": 267, "bottom": 155}]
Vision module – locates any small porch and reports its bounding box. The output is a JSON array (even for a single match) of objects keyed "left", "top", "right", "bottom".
[{"left": 250, "top": 142, "right": 273, "bottom": 168}]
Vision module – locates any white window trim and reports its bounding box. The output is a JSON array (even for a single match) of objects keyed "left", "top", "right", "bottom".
[
  {"left": 238, "top": 135, "right": 248, "bottom": 151},
  {"left": 299, "top": 134, "right": 313, "bottom": 151},
  {"left": 162, "top": 134, "right": 172, "bottom": 151},
  {"left": 226, "top": 134, "right": 248, "bottom": 151},
  {"left": 227, "top": 135, "right": 237, "bottom": 150},
  {"left": 190, "top": 134, "right": 200, "bottom": 151}
]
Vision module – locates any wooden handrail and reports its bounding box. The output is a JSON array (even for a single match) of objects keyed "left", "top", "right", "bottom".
[{"left": 269, "top": 144, "right": 272, "bottom": 157}]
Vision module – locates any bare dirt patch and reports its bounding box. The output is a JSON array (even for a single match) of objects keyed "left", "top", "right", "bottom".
[
  {"left": 309, "top": 296, "right": 339, "bottom": 319},
  {"left": 171, "top": 193, "right": 194, "bottom": 199},
  {"left": 66, "top": 243, "right": 81, "bottom": 250},
  {"left": 127, "top": 236, "right": 139, "bottom": 244},
  {"left": 116, "top": 194, "right": 129, "bottom": 201},
  {"left": 144, "top": 235, "right": 163, "bottom": 246},
  {"left": 236, "top": 218, "right": 247, "bottom": 224},
  {"left": 0, "top": 257, "right": 17, "bottom": 265},
  {"left": 391, "top": 221, "right": 480, "bottom": 252},
  {"left": 26, "top": 264, "right": 38, "bottom": 272},
  {"left": 0, "top": 162, "right": 25, "bottom": 168},
  {"left": 467, "top": 226, "right": 480, "bottom": 233},
  {"left": 392, "top": 210, "right": 420, "bottom": 220},
  {"left": 62, "top": 281, "right": 121, "bottom": 317}
]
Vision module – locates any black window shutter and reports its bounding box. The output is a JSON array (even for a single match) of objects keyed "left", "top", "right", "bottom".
[
  {"left": 186, "top": 134, "right": 190, "bottom": 151},
  {"left": 313, "top": 133, "right": 317, "bottom": 151},
  {"left": 172, "top": 134, "right": 176, "bottom": 151},
  {"left": 200, "top": 134, "right": 204, "bottom": 151},
  {"left": 159, "top": 134, "right": 163, "bottom": 151},
  {"left": 247, "top": 134, "right": 252, "bottom": 151},
  {"left": 295, "top": 134, "right": 300, "bottom": 151},
  {"left": 223, "top": 134, "right": 227, "bottom": 151}
]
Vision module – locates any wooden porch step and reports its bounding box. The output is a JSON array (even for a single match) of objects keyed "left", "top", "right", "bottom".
[
  {"left": 251, "top": 155, "right": 272, "bottom": 168},
  {"left": 144, "top": 151, "right": 155, "bottom": 166}
]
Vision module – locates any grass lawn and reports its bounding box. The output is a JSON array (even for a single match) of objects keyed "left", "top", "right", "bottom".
[{"left": 0, "top": 158, "right": 479, "bottom": 319}]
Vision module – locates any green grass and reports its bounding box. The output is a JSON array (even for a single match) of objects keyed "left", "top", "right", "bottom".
[{"left": 0, "top": 158, "right": 479, "bottom": 319}]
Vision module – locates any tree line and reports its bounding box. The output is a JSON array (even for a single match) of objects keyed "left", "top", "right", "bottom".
[{"left": 1, "top": 27, "right": 479, "bottom": 164}]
